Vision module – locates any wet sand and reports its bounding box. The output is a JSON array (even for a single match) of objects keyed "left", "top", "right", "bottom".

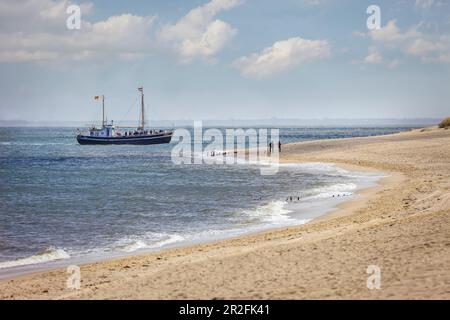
[{"left": 1, "top": 126, "right": 450, "bottom": 299}]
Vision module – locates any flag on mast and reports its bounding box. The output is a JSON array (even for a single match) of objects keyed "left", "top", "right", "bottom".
[
  {"left": 94, "top": 96, "right": 101, "bottom": 101},
  {"left": 138, "top": 86, "right": 143, "bottom": 92}
]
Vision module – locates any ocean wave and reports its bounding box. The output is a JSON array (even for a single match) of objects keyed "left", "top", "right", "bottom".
[
  {"left": 243, "top": 200, "right": 296, "bottom": 224},
  {"left": 0, "top": 248, "right": 70, "bottom": 270},
  {"left": 304, "top": 182, "right": 357, "bottom": 200},
  {"left": 0, "top": 142, "right": 69, "bottom": 146},
  {"left": 196, "top": 152, "right": 351, "bottom": 174},
  {"left": 114, "top": 233, "right": 185, "bottom": 253},
  {"left": 277, "top": 162, "right": 348, "bottom": 173},
  {"left": 115, "top": 240, "right": 149, "bottom": 252}
]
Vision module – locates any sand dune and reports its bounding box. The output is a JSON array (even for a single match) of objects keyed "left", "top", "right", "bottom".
[{"left": 1, "top": 126, "right": 450, "bottom": 299}]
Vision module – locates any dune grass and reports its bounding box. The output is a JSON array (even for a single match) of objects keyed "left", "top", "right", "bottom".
[{"left": 439, "top": 117, "right": 450, "bottom": 129}]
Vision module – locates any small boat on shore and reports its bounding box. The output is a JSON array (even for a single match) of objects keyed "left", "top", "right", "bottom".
[{"left": 77, "top": 87, "right": 173, "bottom": 145}]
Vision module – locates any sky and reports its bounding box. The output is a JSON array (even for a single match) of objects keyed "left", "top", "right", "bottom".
[{"left": 0, "top": 0, "right": 449, "bottom": 123}]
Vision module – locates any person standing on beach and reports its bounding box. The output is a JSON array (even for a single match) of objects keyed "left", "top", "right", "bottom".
[{"left": 278, "top": 140, "right": 282, "bottom": 153}]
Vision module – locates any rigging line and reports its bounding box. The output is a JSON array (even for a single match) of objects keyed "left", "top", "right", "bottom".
[
  {"left": 117, "top": 96, "right": 139, "bottom": 126},
  {"left": 145, "top": 101, "right": 150, "bottom": 127}
]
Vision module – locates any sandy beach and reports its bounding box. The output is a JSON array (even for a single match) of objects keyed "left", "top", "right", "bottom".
[{"left": 1, "top": 126, "right": 449, "bottom": 300}]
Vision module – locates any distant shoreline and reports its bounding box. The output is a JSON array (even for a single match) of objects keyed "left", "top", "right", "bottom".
[{"left": 0, "top": 118, "right": 441, "bottom": 128}]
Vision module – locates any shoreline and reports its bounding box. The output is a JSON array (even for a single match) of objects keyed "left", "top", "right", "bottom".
[
  {"left": 0, "top": 165, "right": 387, "bottom": 293},
  {"left": 0, "top": 161, "right": 383, "bottom": 281},
  {"left": 1, "top": 126, "right": 449, "bottom": 299}
]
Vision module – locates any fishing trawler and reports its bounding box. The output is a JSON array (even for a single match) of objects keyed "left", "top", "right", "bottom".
[{"left": 77, "top": 87, "right": 173, "bottom": 145}]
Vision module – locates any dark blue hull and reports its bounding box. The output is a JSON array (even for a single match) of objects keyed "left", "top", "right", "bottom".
[{"left": 77, "top": 133, "right": 172, "bottom": 145}]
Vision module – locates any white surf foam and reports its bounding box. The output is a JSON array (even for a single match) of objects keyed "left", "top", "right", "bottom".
[
  {"left": 304, "top": 182, "right": 357, "bottom": 200},
  {"left": 277, "top": 162, "right": 349, "bottom": 173},
  {"left": 115, "top": 233, "right": 185, "bottom": 253},
  {"left": 203, "top": 154, "right": 352, "bottom": 175},
  {"left": 243, "top": 200, "right": 296, "bottom": 224},
  {"left": 0, "top": 248, "right": 70, "bottom": 270},
  {"left": 116, "top": 240, "right": 149, "bottom": 253}
]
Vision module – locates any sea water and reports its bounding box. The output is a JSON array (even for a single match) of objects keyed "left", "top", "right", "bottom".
[{"left": 0, "top": 126, "right": 413, "bottom": 277}]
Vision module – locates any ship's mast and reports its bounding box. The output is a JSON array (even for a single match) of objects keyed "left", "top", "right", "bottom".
[
  {"left": 139, "top": 87, "right": 144, "bottom": 130},
  {"left": 102, "top": 95, "right": 105, "bottom": 128}
]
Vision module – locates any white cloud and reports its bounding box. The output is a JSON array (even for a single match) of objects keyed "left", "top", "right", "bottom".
[
  {"left": 415, "top": 0, "right": 436, "bottom": 9},
  {"left": 0, "top": 50, "right": 59, "bottom": 63},
  {"left": 364, "top": 47, "right": 383, "bottom": 64},
  {"left": 232, "top": 37, "right": 330, "bottom": 79},
  {"left": 414, "top": 0, "right": 447, "bottom": 9},
  {"left": 157, "top": 0, "right": 242, "bottom": 63},
  {"left": 369, "top": 20, "right": 420, "bottom": 44},
  {"left": 0, "top": 0, "right": 156, "bottom": 63},
  {"left": 0, "top": 0, "right": 93, "bottom": 33},
  {"left": 362, "top": 19, "right": 450, "bottom": 65},
  {"left": 422, "top": 53, "right": 450, "bottom": 63},
  {"left": 405, "top": 38, "right": 441, "bottom": 56},
  {"left": 0, "top": 0, "right": 243, "bottom": 64},
  {"left": 388, "top": 59, "right": 401, "bottom": 69},
  {"left": 300, "top": 0, "right": 323, "bottom": 5}
]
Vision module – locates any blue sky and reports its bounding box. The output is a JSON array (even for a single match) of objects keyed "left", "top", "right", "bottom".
[{"left": 0, "top": 0, "right": 449, "bottom": 122}]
